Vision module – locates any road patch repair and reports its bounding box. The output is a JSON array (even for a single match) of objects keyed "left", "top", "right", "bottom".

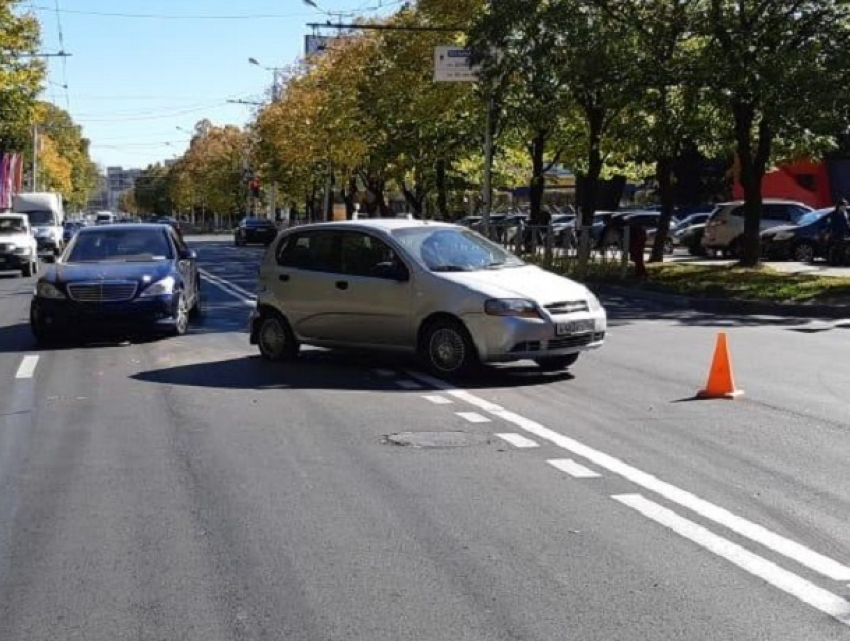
[{"left": 384, "top": 431, "right": 491, "bottom": 448}]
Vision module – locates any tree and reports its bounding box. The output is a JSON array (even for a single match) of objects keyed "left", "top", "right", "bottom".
[
  {"left": 700, "top": 0, "right": 850, "bottom": 266},
  {"left": 134, "top": 163, "right": 173, "bottom": 215},
  {"left": 0, "top": 1, "right": 44, "bottom": 152},
  {"left": 168, "top": 122, "right": 250, "bottom": 226},
  {"left": 595, "top": 0, "right": 720, "bottom": 262},
  {"left": 117, "top": 189, "right": 137, "bottom": 214}
]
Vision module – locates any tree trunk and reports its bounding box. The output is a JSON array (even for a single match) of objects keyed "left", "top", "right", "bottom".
[
  {"left": 435, "top": 158, "right": 448, "bottom": 220},
  {"left": 649, "top": 156, "right": 675, "bottom": 263},
  {"left": 578, "top": 109, "right": 605, "bottom": 267},
  {"left": 401, "top": 181, "right": 424, "bottom": 216},
  {"left": 529, "top": 130, "right": 547, "bottom": 225},
  {"left": 733, "top": 102, "right": 771, "bottom": 267},
  {"left": 342, "top": 174, "right": 358, "bottom": 219}
]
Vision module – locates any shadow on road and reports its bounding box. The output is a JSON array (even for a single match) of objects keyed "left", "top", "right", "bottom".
[{"left": 131, "top": 349, "right": 575, "bottom": 392}]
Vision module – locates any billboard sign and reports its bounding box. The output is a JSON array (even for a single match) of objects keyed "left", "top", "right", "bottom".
[{"left": 433, "top": 46, "right": 480, "bottom": 82}]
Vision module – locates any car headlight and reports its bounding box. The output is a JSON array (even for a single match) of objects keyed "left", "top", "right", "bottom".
[
  {"left": 139, "top": 276, "right": 176, "bottom": 298},
  {"left": 484, "top": 298, "right": 541, "bottom": 318},
  {"left": 772, "top": 231, "right": 794, "bottom": 241},
  {"left": 586, "top": 289, "right": 603, "bottom": 312},
  {"left": 13, "top": 246, "right": 32, "bottom": 255},
  {"left": 36, "top": 282, "right": 66, "bottom": 299}
]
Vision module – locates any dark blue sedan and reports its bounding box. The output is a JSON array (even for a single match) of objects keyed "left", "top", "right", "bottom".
[
  {"left": 30, "top": 224, "right": 201, "bottom": 343},
  {"left": 760, "top": 208, "right": 831, "bottom": 262}
]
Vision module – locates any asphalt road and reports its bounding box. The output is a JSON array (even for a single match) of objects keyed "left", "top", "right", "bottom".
[{"left": 0, "top": 238, "right": 848, "bottom": 640}]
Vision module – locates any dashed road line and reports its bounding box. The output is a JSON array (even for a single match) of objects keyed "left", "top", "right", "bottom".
[
  {"left": 422, "top": 395, "right": 453, "bottom": 405},
  {"left": 456, "top": 411, "right": 490, "bottom": 424},
  {"left": 614, "top": 494, "right": 850, "bottom": 628},
  {"left": 495, "top": 433, "right": 539, "bottom": 449},
  {"left": 407, "top": 369, "right": 850, "bottom": 583},
  {"left": 15, "top": 355, "right": 39, "bottom": 379},
  {"left": 548, "top": 458, "right": 601, "bottom": 479}
]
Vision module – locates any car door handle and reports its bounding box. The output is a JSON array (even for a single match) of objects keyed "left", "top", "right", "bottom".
[
  {"left": 278, "top": 274, "right": 290, "bottom": 282},
  {"left": 335, "top": 280, "right": 349, "bottom": 290}
]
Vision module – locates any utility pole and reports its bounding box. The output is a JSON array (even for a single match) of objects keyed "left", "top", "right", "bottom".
[
  {"left": 32, "top": 123, "right": 38, "bottom": 191},
  {"left": 482, "top": 93, "right": 494, "bottom": 238}
]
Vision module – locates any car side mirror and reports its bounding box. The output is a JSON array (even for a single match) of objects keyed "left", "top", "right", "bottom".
[
  {"left": 180, "top": 249, "right": 197, "bottom": 260},
  {"left": 373, "top": 261, "right": 409, "bottom": 282}
]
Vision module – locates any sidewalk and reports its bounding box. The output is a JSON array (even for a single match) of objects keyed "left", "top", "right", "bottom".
[{"left": 667, "top": 253, "right": 850, "bottom": 279}]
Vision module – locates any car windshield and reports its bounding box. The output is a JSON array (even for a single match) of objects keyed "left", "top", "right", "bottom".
[
  {"left": 393, "top": 226, "right": 524, "bottom": 271},
  {"left": 21, "top": 209, "right": 55, "bottom": 225},
  {"left": 796, "top": 210, "right": 830, "bottom": 226},
  {"left": 66, "top": 228, "right": 173, "bottom": 263},
  {"left": 0, "top": 218, "right": 25, "bottom": 233}
]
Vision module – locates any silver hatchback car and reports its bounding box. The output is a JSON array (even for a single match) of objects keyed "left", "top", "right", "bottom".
[{"left": 249, "top": 220, "right": 606, "bottom": 376}]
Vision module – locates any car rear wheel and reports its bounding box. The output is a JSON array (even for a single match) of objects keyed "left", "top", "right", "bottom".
[
  {"left": 535, "top": 353, "right": 579, "bottom": 371},
  {"left": 257, "top": 314, "right": 299, "bottom": 362},
  {"left": 793, "top": 241, "right": 815, "bottom": 263},
  {"left": 421, "top": 318, "right": 477, "bottom": 377}
]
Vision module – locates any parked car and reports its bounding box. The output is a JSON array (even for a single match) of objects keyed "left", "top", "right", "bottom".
[
  {"left": 250, "top": 220, "right": 606, "bottom": 376},
  {"left": 760, "top": 208, "right": 832, "bottom": 262},
  {"left": 701, "top": 199, "right": 813, "bottom": 257},
  {"left": 154, "top": 216, "right": 183, "bottom": 238},
  {"left": 0, "top": 213, "right": 39, "bottom": 277},
  {"left": 63, "top": 221, "right": 85, "bottom": 244},
  {"left": 234, "top": 217, "right": 278, "bottom": 247},
  {"left": 30, "top": 223, "right": 201, "bottom": 343}
]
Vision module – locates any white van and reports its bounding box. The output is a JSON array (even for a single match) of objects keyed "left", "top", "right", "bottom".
[
  {"left": 95, "top": 211, "right": 118, "bottom": 225},
  {"left": 12, "top": 192, "right": 65, "bottom": 259},
  {"left": 701, "top": 199, "right": 812, "bottom": 257}
]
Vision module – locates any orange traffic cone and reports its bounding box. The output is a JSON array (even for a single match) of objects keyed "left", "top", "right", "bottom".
[{"left": 697, "top": 331, "right": 744, "bottom": 399}]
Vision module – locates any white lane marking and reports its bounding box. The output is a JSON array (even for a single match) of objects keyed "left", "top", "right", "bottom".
[
  {"left": 407, "top": 370, "right": 850, "bottom": 582},
  {"left": 396, "top": 380, "right": 423, "bottom": 390},
  {"left": 548, "top": 458, "right": 601, "bottom": 478},
  {"left": 614, "top": 494, "right": 850, "bottom": 627},
  {"left": 15, "top": 355, "right": 39, "bottom": 379},
  {"left": 456, "top": 411, "right": 490, "bottom": 424},
  {"left": 423, "top": 395, "right": 453, "bottom": 405},
  {"left": 198, "top": 274, "right": 255, "bottom": 307},
  {"left": 496, "top": 433, "right": 540, "bottom": 448},
  {"left": 373, "top": 368, "right": 396, "bottom": 377},
  {"left": 199, "top": 269, "right": 257, "bottom": 305}
]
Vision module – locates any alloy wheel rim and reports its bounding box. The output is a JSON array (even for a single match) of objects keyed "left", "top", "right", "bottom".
[
  {"left": 430, "top": 328, "right": 464, "bottom": 372},
  {"left": 175, "top": 295, "right": 189, "bottom": 333},
  {"left": 261, "top": 319, "right": 286, "bottom": 356}
]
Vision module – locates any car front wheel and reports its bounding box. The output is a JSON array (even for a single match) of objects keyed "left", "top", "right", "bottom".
[
  {"left": 169, "top": 292, "right": 190, "bottom": 336},
  {"left": 421, "top": 318, "right": 477, "bottom": 377}
]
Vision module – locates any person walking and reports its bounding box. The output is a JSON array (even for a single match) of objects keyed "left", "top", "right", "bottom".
[{"left": 827, "top": 198, "right": 850, "bottom": 265}]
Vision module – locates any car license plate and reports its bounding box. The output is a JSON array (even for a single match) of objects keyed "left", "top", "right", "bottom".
[{"left": 556, "top": 319, "right": 595, "bottom": 336}]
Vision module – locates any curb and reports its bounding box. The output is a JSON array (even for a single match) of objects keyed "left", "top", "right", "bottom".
[{"left": 594, "top": 284, "right": 850, "bottom": 319}]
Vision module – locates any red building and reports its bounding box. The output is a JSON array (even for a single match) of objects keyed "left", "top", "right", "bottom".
[{"left": 732, "top": 159, "right": 833, "bottom": 208}]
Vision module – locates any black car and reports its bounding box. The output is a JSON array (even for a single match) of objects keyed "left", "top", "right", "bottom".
[
  {"left": 760, "top": 208, "right": 831, "bottom": 262},
  {"left": 30, "top": 224, "right": 201, "bottom": 343},
  {"left": 235, "top": 217, "right": 278, "bottom": 247}
]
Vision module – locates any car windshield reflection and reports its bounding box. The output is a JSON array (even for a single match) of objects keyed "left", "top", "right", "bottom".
[
  {"left": 66, "top": 229, "right": 173, "bottom": 263},
  {"left": 393, "top": 227, "right": 524, "bottom": 272}
]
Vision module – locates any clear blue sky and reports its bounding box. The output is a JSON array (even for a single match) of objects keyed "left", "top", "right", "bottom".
[{"left": 26, "top": 0, "right": 402, "bottom": 170}]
